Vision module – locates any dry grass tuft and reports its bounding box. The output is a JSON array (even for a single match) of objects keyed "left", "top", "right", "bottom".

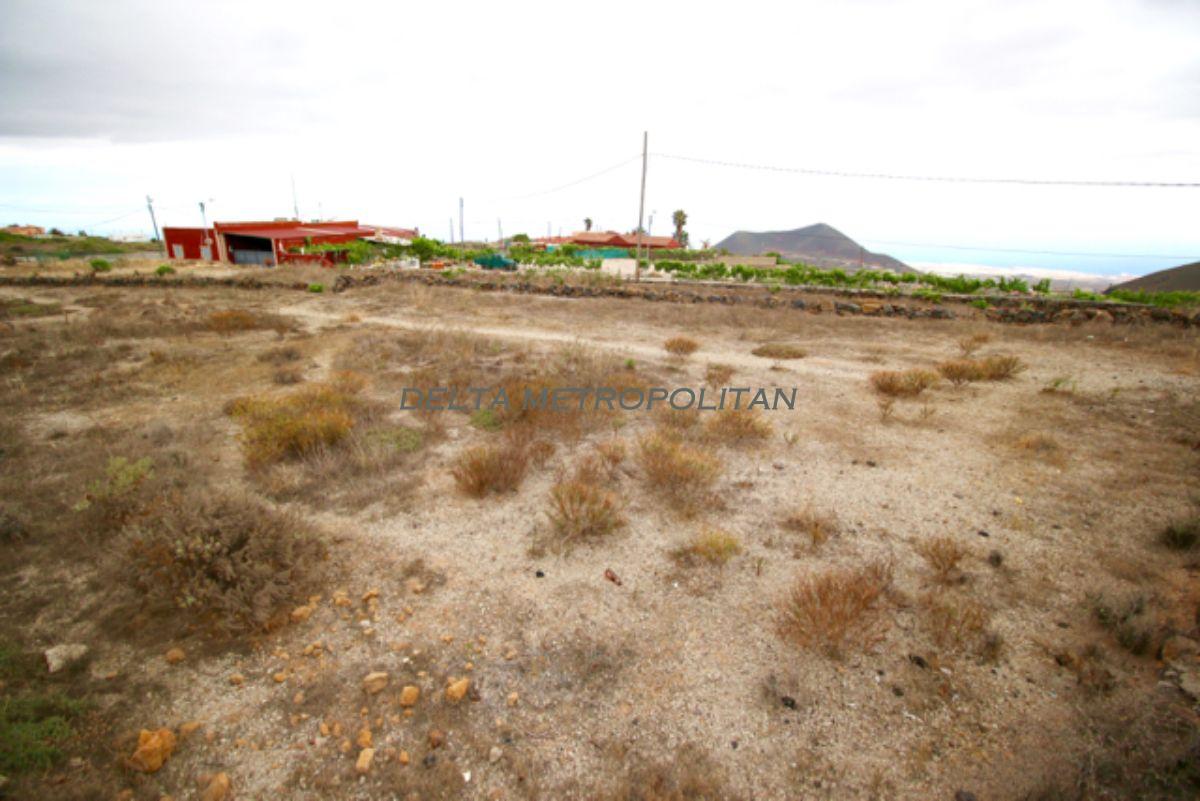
[
  {"left": 207, "top": 309, "right": 291, "bottom": 334},
  {"left": 227, "top": 373, "right": 369, "bottom": 467},
  {"left": 752, "top": 342, "right": 807, "bottom": 359},
  {"left": 705, "top": 363, "right": 734, "bottom": 388},
  {"left": 673, "top": 529, "right": 742, "bottom": 567},
  {"left": 937, "top": 359, "right": 985, "bottom": 386},
  {"left": 546, "top": 480, "right": 624, "bottom": 548},
  {"left": 1160, "top": 516, "right": 1200, "bottom": 551},
  {"left": 663, "top": 336, "right": 700, "bottom": 357},
  {"left": 782, "top": 508, "right": 839, "bottom": 549},
  {"left": 870, "top": 368, "right": 938, "bottom": 398},
  {"left": 914, "top": 536, "right": 969, "bottom": 583},
  {"left": 921, "top": 592, "right": 1000, "bottom": 661},
  {"left": 776, "top": 561, "right": 893, "bottom": 658},
  {"left": 938, "top": 354, "right": 1025, "bottom": 385},
  {"left": 637, "top": 433, "right": 721, "bottom": 515},
  {"left": 957, "top": 333, "right": 991, "bottom": 357},
  {"left": 450, "top": 435, "right": 530, "bottom": 497},
  {"left": 704, "top": 408, "right": 772, "bottom": 445},
  {"left": 978, "top": 354, "right": 1026, "bottom": 380}
]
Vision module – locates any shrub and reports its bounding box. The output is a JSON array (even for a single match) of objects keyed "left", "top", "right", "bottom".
[
  {"left": 777, "top": 562, "right": 893, "bottom": 658},
  {"left": 125, "top": 492, "right": 326, "bottom": 632},
  {"left": 705, "top": 363, "right": 734, "bottom": 388},
  {"left": 637, "top": 433, "right": 721, "bottom": 515},
  {"left": 977, "top": 354, "right": 1025, "bottom": 380},
  {"left": 0, "top": 692, "right": 86, "bottom": 774},
  {"left": 227, "top": 376, "right": 365, "bottom": 467},
  {"left": 273, "top": 367, "right": 303, "bottom": 385},
  {"left": 89, "top": 258, "right": 112, "bottom": 273},
  {"left": 593, "top": 439, "right": 627, "bottom": 479},
  {"left": 957, "top": 333, "right": 990, "bottom": 357},
  {"left": 663, "top": 336, "right": 700, "bottom": 357},
  {"left": 937, "top": 359, "right": 984, "bottom": 386},
  {"left": 307, "top": 283, "right": 324, "bottom": 293},
  {"left": 1090, "top": 593, "right": 1156, "bottom": 656},
  {"left": 73, "top": 456, "right": 154, "bottom": 535},
  {"left": 1160, "top": 516, "right": 1200, "bottom": 551},
  {"left": 674, "top": 529, "right": 742, "bottom": 566},
  {"left": 704, "top": 408, "right": 772, "bottom": 445},
  {"left": 782, "top": 508, "right": 839, "bottom": 549},
  {"left": 751, "top": 343, "right": 807, "bottom": 359},
  {"left": 208, "top": 309, "right": 291, "bottom": 334},
  {"left": 451, "top": 438, "right": 529, "bottom": 497},
  {"left": 155, "top": 264, "right": 175, "bottom": 276},
  {"left": 915, "top": 536, "right": 968, "bottom": 583},
  {"left": 922, "top": 592, "right": 998, "bottom": 660},
  {"left": 546, "top": 480, "right": 624, "bottom": 547},
  {"left": 869, "top": 368, "right": 938, "bottom": 398},
  {"left": 470, "top": 408, "right": 502, "bottom": 431}
]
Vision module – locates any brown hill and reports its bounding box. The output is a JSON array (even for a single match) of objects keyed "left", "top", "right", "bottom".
[
  {"left": 1107, "top": 261, "right": 1200, "bottom": 294},
  {"left": 714, "top": 223, "right": 911, "bottom": 272}
]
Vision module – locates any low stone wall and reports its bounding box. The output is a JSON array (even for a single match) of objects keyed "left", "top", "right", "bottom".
[{"left": 1, "top": 269, "right": 1196, "bottom": 328}]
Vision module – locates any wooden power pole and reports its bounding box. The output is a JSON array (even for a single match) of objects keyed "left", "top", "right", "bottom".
[{"left": 634, "top": 131, "right": 648, "bottom": 282}]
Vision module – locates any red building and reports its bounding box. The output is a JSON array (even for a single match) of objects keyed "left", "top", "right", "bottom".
[
  {"left": 163, "top": 220, "right": 417, "bottom": 266},
  {"left": 566, "top": 230, "right": 681, "bottom": 250}
]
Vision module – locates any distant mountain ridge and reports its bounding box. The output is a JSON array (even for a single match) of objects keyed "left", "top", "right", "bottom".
[
  {"left": 714, "top": 223, "right": 911, "bottom": 273},
  {"left": 1107, "top": 261, "right": 1200, "bottom": 294}
]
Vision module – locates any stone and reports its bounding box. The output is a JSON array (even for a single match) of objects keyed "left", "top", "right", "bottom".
[
  {"left": 362, "top": 672, "right": 389, "bottom": 694},
  {"left": 229, "top": 673, "right": 245, "bottom": 686},
  {"left": 273, "top": 672, "right": 287, "bottom": 683},
  {"left": 200, "top": 772, "right": 231, "bottom": 801},
  {"left": 506, "top": 692, "right": 519, "bottom": 707},
  {"left": 399, "top": 685, "right": 420, "bottom": 707},
  {"left": 290, "top": 605, "right": 314, "bottom": 623},
  {"left": 445, "top": 678, "right": 470, "bottom": 703},
  {"left": 399, "top": 750, "right": 410, "bottom": 765},
  {"left": 356, "top": 727, "right": 373, "bottom": 748},
  {"left": 1177, "top": 670, "right": 1200, "bottom": 700},
  {"left": 178, "top": 721, "right": 202, "bottom": 739},
  {"left": 489, "top": 746, "right": 502, "bottom": 764},
  {"left": 1161, "top": 635, "right": 1200, "bottom": 663},
  {"left": 428, "top": 729, "right": 445, "bottom": 749},
  {"left": 128, "top": 728, "right": 177, "bottom": 773},
  {"left": 44, "top": 644, "right": 88, "bottom": 674},
  {"left": 164, "top": 648, "right": 185, "bottom": 665},
  {"left": 356, "top": 748, "right": 375, "bottom": 775}
]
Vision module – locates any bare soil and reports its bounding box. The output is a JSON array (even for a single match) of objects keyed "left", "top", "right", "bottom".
[{"left": 2, "top": 269, "right": 1199, "bottom": 800}]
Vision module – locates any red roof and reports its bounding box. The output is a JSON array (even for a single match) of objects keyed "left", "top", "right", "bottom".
[
  {"left": 563, "top": 230, "right": 681, "bottom": 249},
  {"left": 213, "top": 220, "right": 376, "bottom": 242}
]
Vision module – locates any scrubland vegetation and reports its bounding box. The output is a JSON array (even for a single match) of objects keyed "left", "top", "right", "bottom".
[{"left": 1, "top": 278, "right": 1198, "bottom": 800}]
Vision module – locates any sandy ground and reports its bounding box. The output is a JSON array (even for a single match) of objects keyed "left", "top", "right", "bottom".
[{"left": 2, "top": 278, "right": 1199, "bottom": 800}]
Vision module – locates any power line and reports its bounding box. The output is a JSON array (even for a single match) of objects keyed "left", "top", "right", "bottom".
[
  {"left": 503, "top": 155, "right": 641, "bottom": 201},
  {"left": 654, "top": 152, "right": 1200, "bottom": 188}
]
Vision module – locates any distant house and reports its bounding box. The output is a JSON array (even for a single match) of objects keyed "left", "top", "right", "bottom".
[
  {"left": 162, "top": 220, "right": 417, "bottom": 265},
  {"left": 4, "top": 224, "right": 45, "bottom": 237},
  {"left": 565, "top": 231, "right": 681, "bottom": 250}
]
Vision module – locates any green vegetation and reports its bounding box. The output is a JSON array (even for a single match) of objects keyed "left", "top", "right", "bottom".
[
  {"left": 0, "top": 230, "right": 157, "bottom": 260},
  {"left": 307, "top": 283, "right": 324, "bottom": 293},
  {"left": 88, "top": 258, "right": 112, "bottom": 272},
  {"left": 155, "top": 263, "right": 175, "bottom": 276},
  {"left": 0, "top": 642, "right": 88, "bottom": 775}
]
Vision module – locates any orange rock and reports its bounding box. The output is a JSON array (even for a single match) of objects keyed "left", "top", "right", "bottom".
[
  {"left": 200, "top": 772, "right": 231, "bottom": 801},
  {"left": 128, "top": 727, "right": 177, "bottom": 773},
  {"left": 428, "top": 729, "right": 445, "bottom": 749},
  {"left": 229, "top": 673, "right": 245, "bottom": 687},
  {"left": 445, "top": 678, "right": 470, "bottom": 703},
  {"left": 362, "top": 671, "right": 389, "bottom": 694},
  {"left": 398, "top": 685, "right": 420, "bottom": 707},
  {"left": 178, "top": 721, "right": 202, "bottom": 739},
  {"left": 398, "top": 749, "right": 410, "bottom": 765},
  {"left": 356, "top": 727, "right": 373, "bottom": 748},
  {"left": 165, "top": 648, "right": 185, "bottom": 664},
  {"left": 290, "top": 605, "right": 314, "bottom": 623},
  {"left": 355, "top": 747, "right": 375, "bottom": 774}
]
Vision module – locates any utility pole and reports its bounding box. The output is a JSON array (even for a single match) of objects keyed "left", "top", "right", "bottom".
[
  {"left": 291, "top": 175, "right": 300, "bottom": 220},
  {"left": 449, "top": 218, "right": 454, "bottom": 244},
  {"left": 458, "top": 197, "right": 464, "bottom": 248},
  {"left": 145, "top": 195, "right": 161, "bottom": 248},
  {"left": 634, "top": 131, "right": 648, "bottom": 282},
  {"left": 497, "top": 219, "right": 503, "bottom": 246}
]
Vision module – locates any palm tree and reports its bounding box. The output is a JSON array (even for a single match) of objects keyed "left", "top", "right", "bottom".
[
  {"left": 672, "top": 210, "right": 688, "bottom": 247},
  {"left": 584, "top": 217, "right": 593, "bottom": 232}
]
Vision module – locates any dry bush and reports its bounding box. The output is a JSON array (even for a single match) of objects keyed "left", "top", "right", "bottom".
[
  {"left": 921, "top": 592, "right": 1000, "bottom": 660},
  {"left": 637, "top": 433, "right": 721, "bottom": 515},
  {"left": 978, "top": 354, "right": 1026, "bottom": 380},
  {"left": 915, "top": 535, "right": 969, "bottom": 583},
  {"left": 1012, "top": 432, "right": 1062, "bottom": 462},
  {"left": 663, "top": 336, "right": 700, "bottom": 357},
  {"left": 870, "top": 368, "right": 938, "bottom": 398},
  {"left": 957, "top": 333, "right": 990, "bottom": 357},
  {"left": 451, "top": 435, "right": 530, "bottom": 497},
  {"left": 1090, "top": 592, "right": 1158, "bottom": 656},
  {"left": 257, "top": 345, "right": 302, "bottom": 365},
  {"left": 1160, "top": 516, "right": 1200, "bottom": 551},
  {"left": 703, "top": 408, "right": 772, "bottom": 445},
  {"left": 227, "top": 373, "right": 369, "bottom": 467},
  {"left": 782, "top": 508, "right": 839, "bottom": 549},
  {"left": 751, "top": 342, "right": 807, "bottom": 359},
  {"left": 654, "top": 406, "right": 700, "bottom": 435},
  {"left": 546, "top": 480, "right": 624, "bottom": 548},
  {"left": 207, "top": 309, "right": 291, "bottom": 335},
  {"left": 124, "top": 492, "right": 325, "bottom": 633},
  {"left": 877, "top": 397, "right": 896, "bottom": 422},
  {"left": 593, "top": 439, "right": 627, "bottom": 479},
  {"left": 705, "top": 363, "right": 734, "bottom": 388},
  {"left": 776, "top": 561, "right": 893, "bottom": 657},
  {"left": 673, "top": 529, "right": 742, "bottom": 567},
  {"left": 273, "top": 367, "right": 303, "bottom": 385},
  {"left": 937, "top": 359, "right": 984, "bottom": 386}
]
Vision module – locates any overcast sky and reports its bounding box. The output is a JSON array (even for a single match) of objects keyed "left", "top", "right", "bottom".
[{"left": 1, "top": 0, "right": 1198, "bottom": 278}]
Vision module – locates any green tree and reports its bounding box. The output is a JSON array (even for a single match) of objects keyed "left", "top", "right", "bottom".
[{"left": 672, "top": 210, "right": 689, "bottom": 247}]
